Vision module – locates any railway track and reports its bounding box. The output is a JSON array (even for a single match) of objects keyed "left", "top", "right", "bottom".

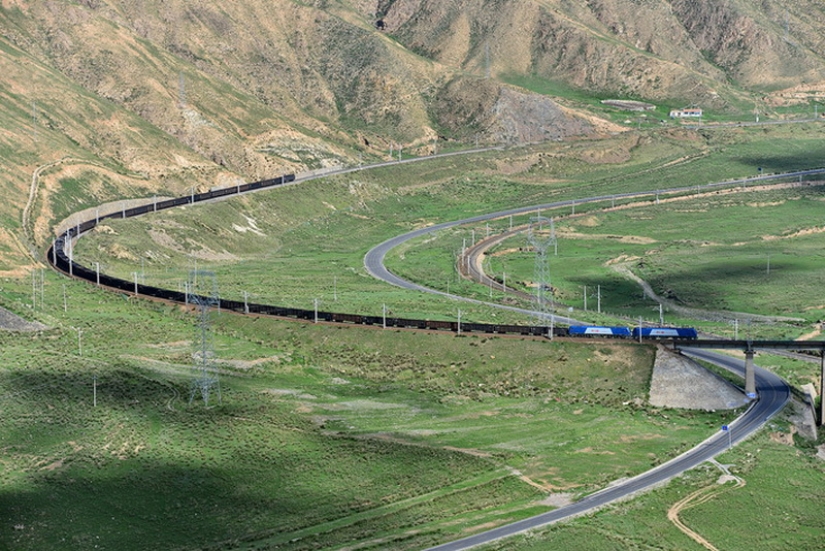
[{"left": 47, "top": 154, "right": 806, "bottom": 551}]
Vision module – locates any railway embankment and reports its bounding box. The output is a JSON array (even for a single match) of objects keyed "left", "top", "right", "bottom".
[{"left": 649, "top": 346, "right": 749, "bottom": 410}]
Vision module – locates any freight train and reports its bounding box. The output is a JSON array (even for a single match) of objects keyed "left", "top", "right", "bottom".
[{"left": 47, "top": 173, "right": 699, "bottom": 342}]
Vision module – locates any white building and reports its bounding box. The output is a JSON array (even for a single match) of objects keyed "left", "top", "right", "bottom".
[{"left": 669, "top": 108, "right": 703, "bottom": 118}]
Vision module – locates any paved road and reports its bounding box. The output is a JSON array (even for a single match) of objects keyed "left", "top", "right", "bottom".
[
  {"left": 364, "top": 167, "right": 825, "bottom": 327},
  {"left": 423, "top": 349, "right": 790, "bottom": 550},
  {"left": 363, "top": 203, "right": 583, "bottom": 325},
  {"left": 362, "top": 180, "right": 800, "bottom": 550}
]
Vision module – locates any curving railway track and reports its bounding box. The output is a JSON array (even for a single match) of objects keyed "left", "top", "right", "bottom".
[{"left": 47, "top": 153, "right": 806, "bottom": 551}]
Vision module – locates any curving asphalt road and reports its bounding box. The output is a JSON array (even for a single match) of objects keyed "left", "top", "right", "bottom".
[
  {"left": 363, "top": 212, "right": 579, "bottom": 325},
  {"left": 421, "top": 349, "right": 790, "bottom": 551},
  {"left": 364, "top": 167, "right": 825, "bottom": 327},
  {"left": 363, "top": 189, "right": 797, "bottom": 550},
  {"left": 59, "top": 144, "right": 803, "bottom": 550}
]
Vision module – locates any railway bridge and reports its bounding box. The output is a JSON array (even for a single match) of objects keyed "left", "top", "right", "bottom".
[{"left": 673, "top": 339, "right": 825, "bottom": 420}]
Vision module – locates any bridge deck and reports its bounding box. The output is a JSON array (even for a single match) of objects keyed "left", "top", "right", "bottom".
[{"left": 673, "top": 339, "right": 825, "bottom": 351}]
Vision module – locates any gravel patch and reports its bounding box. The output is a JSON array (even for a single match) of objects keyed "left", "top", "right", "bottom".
[{"left": 0, "top": 306, "right": 47, "bottom": 332}]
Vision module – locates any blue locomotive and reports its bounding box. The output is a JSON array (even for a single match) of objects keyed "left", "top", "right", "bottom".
[
  {"left": 567, "top": 325, "right": 698, "bottom": 340},
  {"left": 568, "top": 326, "right": 632, "bottom": 338}
]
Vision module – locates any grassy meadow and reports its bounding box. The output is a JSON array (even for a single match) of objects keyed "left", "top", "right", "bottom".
[
  {"left": 465, "top": 183, "right": 825, "bottom": 333},
  {"left": 0, "top": 274, "right": 739, "bottom": 550},
  {"left": 3, "top": 124, "right": 825, "bottom": 549},
  {"left": 476, "top": 431, "right": 825, "bottom": 551}
]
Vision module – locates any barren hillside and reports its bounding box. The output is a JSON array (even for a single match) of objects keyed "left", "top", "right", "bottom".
[{"left": 2, "top": 0, "right": 825, "bottom": 269}]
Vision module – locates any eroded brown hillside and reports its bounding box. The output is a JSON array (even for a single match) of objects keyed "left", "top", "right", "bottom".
[{"left": 2, "top": 0, "right": 825, "bottom": 269}]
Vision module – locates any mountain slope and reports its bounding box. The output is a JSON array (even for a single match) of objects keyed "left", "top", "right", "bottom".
[
  {"left": 382, "top": 0, "right": 825, "bottom": 103},
  {"left": 2, "top": 0, "right": 825, "bottom": 269}
]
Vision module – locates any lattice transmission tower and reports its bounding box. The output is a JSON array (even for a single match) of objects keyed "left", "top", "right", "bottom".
[
  {"left": 188, "top": 270, "right": 221, "bottom": 406},
  {"left": 527, "top": 216, "right": 556, "bottom": 335}
]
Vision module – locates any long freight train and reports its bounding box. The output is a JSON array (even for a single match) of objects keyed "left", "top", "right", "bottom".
[{"left": 47, "top": 173, "right": 698, "bottom": 342}]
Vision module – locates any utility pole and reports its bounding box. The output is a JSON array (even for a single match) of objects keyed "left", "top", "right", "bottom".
[
  {"left": 597, "top": 285, "right": 601, "bottom": 314},
  {"left": 528, "top": 217, "right": 556, "bottom": 330},
  {"left": 188, "top": 271, "right": 221, "bottom": 406},
  {"left": 820, "top": 351, "right": 825, "bottom": 426},
  {"left": 583, "top": 285, "right": 587, "bottom": 311}
]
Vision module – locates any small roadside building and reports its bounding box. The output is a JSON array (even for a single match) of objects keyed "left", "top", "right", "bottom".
[{"left": 669, "top": 107, "right": 703, "bottom": 118}]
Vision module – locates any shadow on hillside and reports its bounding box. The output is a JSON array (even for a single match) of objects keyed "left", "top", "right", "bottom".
[
  {"left": 737, "top": 154, "right": 825, "bottom": 175},
  {"left": 571, "top": 257, "right": 803, "bottom": 316},
  {"left": 0, "top": 457, "right": 322, "bottom": 550}
]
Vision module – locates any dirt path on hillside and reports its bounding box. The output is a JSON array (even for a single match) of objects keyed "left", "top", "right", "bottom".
[
  {"left": 667, "top": 461, "right": 745, "bottom": 550},
  {"left": 610, "top": 263, "right": 802, "bottom": 324}
]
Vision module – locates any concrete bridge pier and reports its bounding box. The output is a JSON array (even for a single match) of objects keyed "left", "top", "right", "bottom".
[
  {"left": 745, "top": 350, "right": 757, "bottom": 399},
  {"left": 820, "top": 352, "right": 825, "bottom": 426}
]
